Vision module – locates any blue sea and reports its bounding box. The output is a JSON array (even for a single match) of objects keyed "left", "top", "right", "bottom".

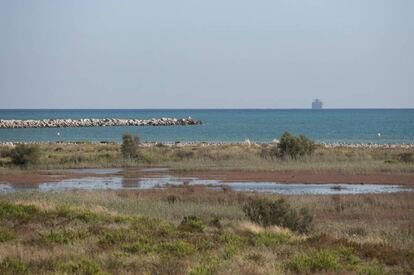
[{"left": 0, "top": 109, "right": 413, "bottom": 144}]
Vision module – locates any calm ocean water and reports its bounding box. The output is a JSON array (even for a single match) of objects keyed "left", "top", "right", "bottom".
[{"left": 0, "top": 109, "right": 413, "bottom": 144}]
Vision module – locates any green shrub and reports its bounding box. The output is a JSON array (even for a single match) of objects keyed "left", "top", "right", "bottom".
[
  {"left": 0, "top": 201, "right": 41, "bottom": 223},
  {"left": 0, "top": 228, "right": 16, "bottom": 243},
  {"left": 122, "top": 236, "right": 155, "bottom": 254},
  {"left": 158, "top": 240, "right": 194, "bottom": 257},
  {"left": 243, "top": 198, "right": 313, "bottom": 233},
  {"left": 153, "top": 222, "right": 177, "bottom": 238},
  {"left": 38, "top": 229, "right": 89, "bottom": 244},
  {"left": 98, "top": 228, "right": 134, "bottom": 246},
  {"left": 286, "top": 249, "right": 340, "bottom": 272},
  {"left": 55, "top": 205, "right": 107, "bottom": 223},
  {"left": 178, "top": 216, "right": 205, "bottom": 232},
  {"left": 150, "top": 255, "right": 185, "bottom": 274},
  {"left": 355, "top": 264, "right": 385, "bottom": 275},
  {"left": 255, "top": 232, "right": 291, "bottom": 247},
  {"left": 121, "top": 133, "right": 140, "bottom": 159},
  {"left": 277, "top": 132, "right": 315, "bottom": 159},
  {"left": 58, "top": 259, "right": 106, "bottom": 275},
  {"left": 9, "top": 144, "right": 41, "bottom": 166},
  {"left": 220, "top": 231, "right": 245, "bottom": 259},
  {"left": 190, "top": 255, "right": 222, "bottom": 275},
  {"left": 0, "top": 258, "right": 28, "bottom": 275}
]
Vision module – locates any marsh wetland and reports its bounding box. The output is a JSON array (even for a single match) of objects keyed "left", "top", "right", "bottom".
[{"left": 0, "top": 142, "right": 413, "bottom": 274}]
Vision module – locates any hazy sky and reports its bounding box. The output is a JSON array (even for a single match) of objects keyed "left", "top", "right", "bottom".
[{"left": 0, "top": 0, "right": 413, "bottom": 108}]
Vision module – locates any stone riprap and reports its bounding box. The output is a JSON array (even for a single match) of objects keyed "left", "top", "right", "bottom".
[{"left": 0, "top": 117, "right": 202, "bottom": 128}]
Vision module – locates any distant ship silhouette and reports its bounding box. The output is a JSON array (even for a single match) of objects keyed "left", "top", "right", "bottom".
[{"left": 312, "top": 99, "right": 323, "bottom": 109}]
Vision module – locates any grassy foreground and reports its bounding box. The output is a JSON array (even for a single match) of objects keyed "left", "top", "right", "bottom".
[
  {"left": 1, "top": 142, "right": 414, "bottom": 174},
  {"left": 0, "top": 187, "right": 413, "bottom": 274}
]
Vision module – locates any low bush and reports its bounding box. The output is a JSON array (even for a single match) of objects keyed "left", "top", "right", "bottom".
[
  {"left": 158, "top": 240, "right": 195, "bottom": 257},
  {"left": 122, "top": 236, "right": 155, "bottom": 254},
  {"left": 286, "top": 249, "right": 340, "bottom": 273},
  {"left": 0, "top": 258, "right": 28, "bottom": 275},
  {"left": 58, "top": 259, "right": 106, "bottom": 275},
  {"left": 178, "top": 216, "right": 205, "bottom": 232},
  {"left": 189, "top": 255, "right": 222, "bottom": 275},
  {"left": 121, "top": 133, "right": 140, "bottom": 159},
  {"left": 0, "top": 201, "right": 41, "bottom": 223},
  {"left": 243, "top": 198, "right": 313, "bottom": 233},
  {"left": 255, "top": 232, "right": 291, "bottom": 247},
  {"left": 277, "top": 132, "right": 315, "bottom": 159},
  {"left": 396, "top": 152, "right": 414, "bottom": 163},
  {"left": 0, "top": 228, "right": 16, "bottom": 243},
  {"left": 220, "top": 231, "right": 245, "bottom": 260},
  {"left": 98, "top": 228, "right": 135, "bottom": 246},
  {"left": 9, "top": 144, "right": 41, "bottom": 166},
  {"left": 354, "top": 264, "right": 386, "bottom": 275},
  {"left": 55, "top": 205, "right": 108, "bottom": 223},
  {"left": 38, "top": 229, "right": 89, "bottom": 245}
]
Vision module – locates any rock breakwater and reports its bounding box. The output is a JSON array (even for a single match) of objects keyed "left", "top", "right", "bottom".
[{"left": 0, "top": 117, "right": 202, "bottom": 128}]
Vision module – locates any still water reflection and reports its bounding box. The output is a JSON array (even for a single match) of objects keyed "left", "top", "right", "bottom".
[{"left": 0, "top": 172, "right": 412, "bottom": 195}]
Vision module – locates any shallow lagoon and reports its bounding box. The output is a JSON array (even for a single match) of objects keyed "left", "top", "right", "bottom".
[{"left": 0, "top": 170, "right": 412, "bottom": 195}]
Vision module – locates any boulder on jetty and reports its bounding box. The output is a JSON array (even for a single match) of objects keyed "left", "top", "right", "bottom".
[{"left": 0, "top": 117, "right": 202, "bottom": 128}]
